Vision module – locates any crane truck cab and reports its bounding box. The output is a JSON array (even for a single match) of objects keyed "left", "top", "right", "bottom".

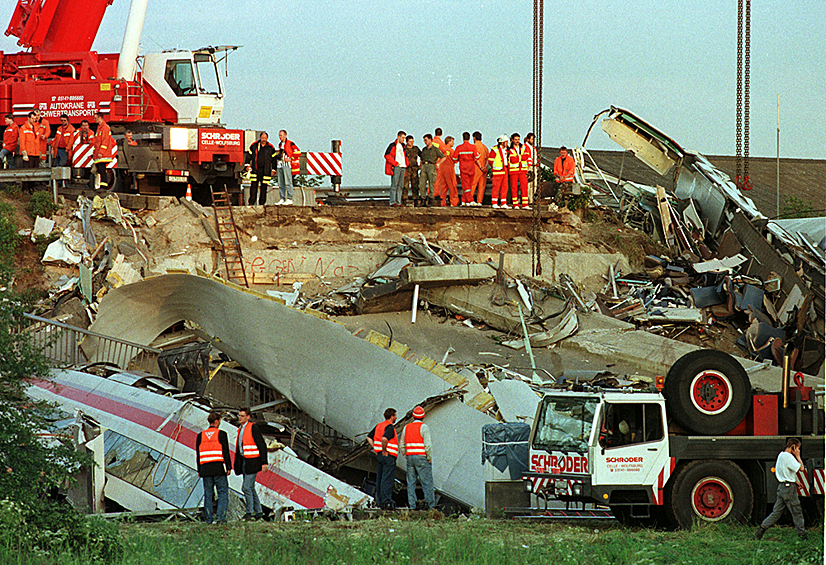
[
  {"left": 142, "top": 47, "right": 233, "bottom": 125},
  {"left": 524, "top": 350, "right": 824, "bottom": 528}
]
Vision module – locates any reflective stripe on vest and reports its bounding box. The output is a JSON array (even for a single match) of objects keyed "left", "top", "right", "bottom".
[
  {"left": 198, "top": 427, "right": 224, "bottom": 465},
  {"left": 373, "top": 419, "right": 399, "bottom": 456},
  {"left": 404, "top": 421, "right": 426, "bottom": 456},
  {"left": 508, "top": 145, "right": 529, "bottom": 172},
  {"left": 237, "top": 422, "right": 260, "bottom": 459}
]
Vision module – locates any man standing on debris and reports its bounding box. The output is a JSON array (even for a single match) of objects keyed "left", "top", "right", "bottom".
[
  {"left": 403, "top": 135, "right": 420, "bottom": 207},
  {"left": 754, "top": 438, "right": 808, "bottom": 540},
  {"left": 454, "top": 132, "right": 478, "bottom": 206},
  {"left": 384, "top": 131, "right": 408, "bottom": 207},
  {"left": 435, "top": 136, "right": 457, "bottom": 206},
  {"left": 234, "top": 407, "right": 268, "bottom": 520},
  {"left": 418, "top": 134, "right": 443, "bottom": 207},
  {"left": 553, "top": 146, "right": 575, "bottom": 197},
  {"left": 488, "top": 135, "right": 509, "bottom": 208},
  {"left": 369, "top": 407, "right": 399, "bottom": 509},
  {"left": 471, "top": 131, "right": 488, "bottom": 206},
  {"left": 51, "top": 114, "right": 75, "bottom": 168},
  {"left": 1, "top": 114, "right": 18, "bottom": 169},
  {"left": 245, "top": 131, "right": 277, "bottom": 206},
  {"left": 277, "top": 129, "right": 300, "bottom": 205},
  {"left": 93, "top": 112, "right": 116, "bottom": 191},
  {"left": 196, "top": 411, "right": 232, "bottom": 524},
  {"left": 401, "top": 405, "right": 435, "bottom": 510},
  {"left": 507, "top": 133, "right": 529, "bottom": 209}
]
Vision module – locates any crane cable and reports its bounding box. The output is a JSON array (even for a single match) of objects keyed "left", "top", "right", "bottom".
[
  {"left": 736, "top": 0, "right": 752, "bottom": 191},
  {"left": 531, "top": 0, "right": 544, "bottom": 276}
]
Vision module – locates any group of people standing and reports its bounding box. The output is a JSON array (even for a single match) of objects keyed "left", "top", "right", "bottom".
[
  {"left": 2, "top": 109, "right": 118, "bottom": 190},
  {"left": 244, "top": 130, "right": 300, "bottom": 206},
  {"left": 384, "top": 129, "right": 576, "bottom": 209}
]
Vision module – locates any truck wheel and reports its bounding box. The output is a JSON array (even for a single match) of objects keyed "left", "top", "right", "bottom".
[
  {"left": 664, "top": 350, "right": 751, "bottom": 435},
  {"left": 666, "top": 460, "right": 752, "bottom": 528}
]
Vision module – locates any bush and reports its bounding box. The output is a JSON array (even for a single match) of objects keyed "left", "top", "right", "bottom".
[
  {"left": 27, "top": 190, "right": 59, "bottom": 219},
  {"left": 0, "top": 202, "right": 18, "bottom": 280}
]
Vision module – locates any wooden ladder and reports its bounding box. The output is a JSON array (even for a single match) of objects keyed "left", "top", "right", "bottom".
[{"left": 210, "top": 186, "right": 249, "bottom": 287}]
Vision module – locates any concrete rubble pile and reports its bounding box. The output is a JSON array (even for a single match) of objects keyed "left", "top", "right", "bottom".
[{"left": 571, "top": 106, "right": 824, "bottom": 377}]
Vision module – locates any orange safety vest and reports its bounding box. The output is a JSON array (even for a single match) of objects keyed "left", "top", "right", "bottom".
[
  {"left": 19, "top": 122, "right": 39, "bottom": 157},
  {"left": 403, "top": 422, "right": 426, "bottom": 456},
  {"left": 488, "top": 145, "right": 508, "bottom": 175},
  {"left": 236, "top": 423, "right": 260, "bottom": 459},
  {"left": 281, "top": 139, "right": 301, "bottom": 175},
  {"left": 508, "top": 144, "right": 529, "bottom": 173},
  {"left": 198, "top": 427, "right": 225, "bottom": 465},
  {"left": 93, "top": 121, "right": 116, "bottom": 162},
  {"left": 373, "top": 419, "right": 399, "bottom": 457}
]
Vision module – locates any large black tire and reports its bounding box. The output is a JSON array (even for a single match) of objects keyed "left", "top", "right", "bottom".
[
  {"left": 665, "top": 460, "right": 753, "bottom": 528},
  {"left": 664, "top": 350, "right": 751, "bottom": 435}
]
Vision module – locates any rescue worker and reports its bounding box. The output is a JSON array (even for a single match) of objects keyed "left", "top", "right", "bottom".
[
  {"left": 245, "top": 131, "right": 277, "bottom": 206},
  {"left": 471, "top": 131, "right": 489, "bottom": 206},
  {"left": 432, "top": 128, "right": 445, "bottom": 153},
  {"left": 523, "top": 132, "right": 536, "bottom": 208},
  {"left": 368, "top": 407, "right": 398, "bottom": 510},
  {"left": 401, "top": 405, "right": 435, "bottom": 510},
  {"left": 1, "top": 114, "right": 18, "bottom": 169},
  {"left": 233, "top": 407, "right": 268, "bottom": 521},
  {"left": 93, "top": 112, "right": 116, "bottom": 190},
  {"left": 19, "top": 112, "right": 39, "bottom": 169},
  {"left": 196, "top": 411, "right": 232, "bottom": 524},
  {"left": 552, "top": 146, "right": 575, "bottom": 199},
  {"left": 51, "top": 114, "right": 75, "bottom": 167},
  {"left": 73, "top": 120, "right": 95, "bottom": 185},
  {"left": 434, "top": 136, "right": 457, "bottom": 206},
  {"left": 488, "top": 135, "right": 510, "bottom": 208},
  {"left": 384, "top": 131, "right": 408, "bottom": 207},
  {"left": 507, "top": 133, "right": 529, "bottom": 209},
  {"left": 453, "top": 132, "right": 478, "bottom": 206},
  {"left": 34, "top": 109, "right": 50, "bottom": 167},
  {"left": 403, "top": 135, "right": 420, "bottom": 207},
  {"left": 418, "top": 134, "right": 443, "bottom": 207},
  {"left": 754, "top": 438, "right": 808, "bottom": 540},
  {"left": 276, "top": 129, "right": 300, "bottom": 205},
  {"left": 124, "top": 130, "right": 138, "bottom": 146}
]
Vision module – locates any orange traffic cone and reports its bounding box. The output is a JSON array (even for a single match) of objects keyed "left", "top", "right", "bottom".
[{"left": 185, "top": 183, "right": 193, "bottom": 201}]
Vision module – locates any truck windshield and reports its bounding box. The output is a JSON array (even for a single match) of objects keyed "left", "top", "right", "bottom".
[
  {"left": 194, "top": 54, "right": 221, "bottom": 96},
  {"left": 532, "top": 397, "right": 598, "bottom": 453}
]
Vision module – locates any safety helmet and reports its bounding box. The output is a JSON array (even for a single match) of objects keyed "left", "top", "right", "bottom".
[{"left": 412, "top": 406, "right": 425, "bottom": 419}]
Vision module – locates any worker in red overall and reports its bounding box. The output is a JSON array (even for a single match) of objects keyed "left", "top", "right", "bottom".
[
  {"left": 453, "top": 132, "right": 478, "bottom": 206},
  {"left": 507, "top": 133, "right": 529, "bottom": 209},
  {"left": 488, "top": 135, "right": 510, "bottom": 208}
]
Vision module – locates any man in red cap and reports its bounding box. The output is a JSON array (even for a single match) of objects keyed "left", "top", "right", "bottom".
[{"left": 401, "top": 405, "right": 435, "bottom": 509}]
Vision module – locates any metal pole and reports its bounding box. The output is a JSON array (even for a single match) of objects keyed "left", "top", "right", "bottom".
[{"left": 776, "top": 94, "right": 780, "bottom": 218}]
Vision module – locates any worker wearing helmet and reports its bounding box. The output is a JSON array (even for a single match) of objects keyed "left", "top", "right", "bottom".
[
  {"left": 507, "top": 133, "right": 529, "bottom": 209},
  {"left": 488, "top": 135, "right": 510, "bottom": 208},
  {"left": 401, "top": 405, "right": 435, "bottom": 510}
]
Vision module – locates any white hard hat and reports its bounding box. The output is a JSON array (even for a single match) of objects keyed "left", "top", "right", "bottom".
[{"left": 497, "top": 135, "right": 508, "bottom": 143}]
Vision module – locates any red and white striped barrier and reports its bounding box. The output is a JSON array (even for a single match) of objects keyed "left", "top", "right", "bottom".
[
  {"left": 813, "top": 468, "right": 825, "bottom": 495},
  {"left": 72, "top": 142, "right": 117, "bottom": 168},
  {"left": 306, "top": 152, "right": 342, "bottom": 176}
]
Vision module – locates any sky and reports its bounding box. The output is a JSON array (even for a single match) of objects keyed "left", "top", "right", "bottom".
[{"left": 2, "top": 0, "right": 823, "bottom": 186}]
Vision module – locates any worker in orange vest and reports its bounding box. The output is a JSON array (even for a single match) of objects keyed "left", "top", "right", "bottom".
[
  {"left": 471, "top": 131, "right": 489, "bottom": 206},
  {"left": 401, "top": 405, "right": 435, "bottom": 509},
  {"left": 507, "top": 133, "right": 530, "bottom": 209},
  {"left": 196, "top": 411, "right": 232, "bottom": 524},
  {"left": 1, "top": 114, "right": 19, "bottom": 169},
  {"left": 523, "top": 132, "right": 536, "bottom": 208},
  {"left": 233, "top": 407, "right": 268, "bottom": 520},
  {"left": 19, "top": 112, "right": 40, "bottom": 169},
  {"left": 369, "top": 407, "right": 399, "bottom": 510},
  {"left": 93, "top": 112, "right": 116, "bottom": 190},
  {"left": 51, "top": 114, "right": 75, "bottom": 167},
  {"left": 33, "top": 109, "right": 50, "bottom": 167},
  {"left": 434, "top": 136, "right": 457, "bottom": 206},
  {"left": 488, "top": 135, "right": 510, "bottom": 208},
  {"left": 553, "top": 146, "right": 575, "bottom": 195},
  {"left": 453, "top": 132, "right": 478, "bottom": 206}
]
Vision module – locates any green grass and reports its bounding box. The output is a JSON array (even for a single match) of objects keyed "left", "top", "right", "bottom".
[{"left": 4, "top": 518, "right": 820, "bottom": 565}]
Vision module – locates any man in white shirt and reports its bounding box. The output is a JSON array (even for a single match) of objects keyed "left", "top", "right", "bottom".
[
  {"left": 754, "top": 438, "right": 807, "bottom": 540},
  {"left": 384, "top": 131, "right": 408, "bottom": 207}
]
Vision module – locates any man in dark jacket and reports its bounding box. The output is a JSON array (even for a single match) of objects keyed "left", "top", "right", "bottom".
[
  {"left": 233, "top": 407, "right": 268, "bottom": 520},
  {"left": 195, "top": 411, "right": 232, "bottom": 523},
  {"left": 245, "top": 132, "right": 278, "bottom": 206}
]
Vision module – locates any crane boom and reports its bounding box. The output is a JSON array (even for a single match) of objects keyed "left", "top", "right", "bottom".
[{"left": 5, "top": 0, "right": 115, "bottom": 53}]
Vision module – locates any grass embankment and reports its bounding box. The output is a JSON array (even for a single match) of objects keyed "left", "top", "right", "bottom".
[{"left": 2, "top": 518, "right": 822, "bottom": 565}]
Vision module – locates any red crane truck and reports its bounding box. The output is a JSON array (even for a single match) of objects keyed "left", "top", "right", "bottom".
[
  {"left": 523, "top": 350, "right": 824, "bottom": 527},
  {"left": 2, "top": 0, "right": 244, "bottom": 198}
]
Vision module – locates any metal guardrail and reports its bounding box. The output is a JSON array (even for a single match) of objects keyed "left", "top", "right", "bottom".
[{"left": 21, "top": 312, "right": 162, "bottom": 375}]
